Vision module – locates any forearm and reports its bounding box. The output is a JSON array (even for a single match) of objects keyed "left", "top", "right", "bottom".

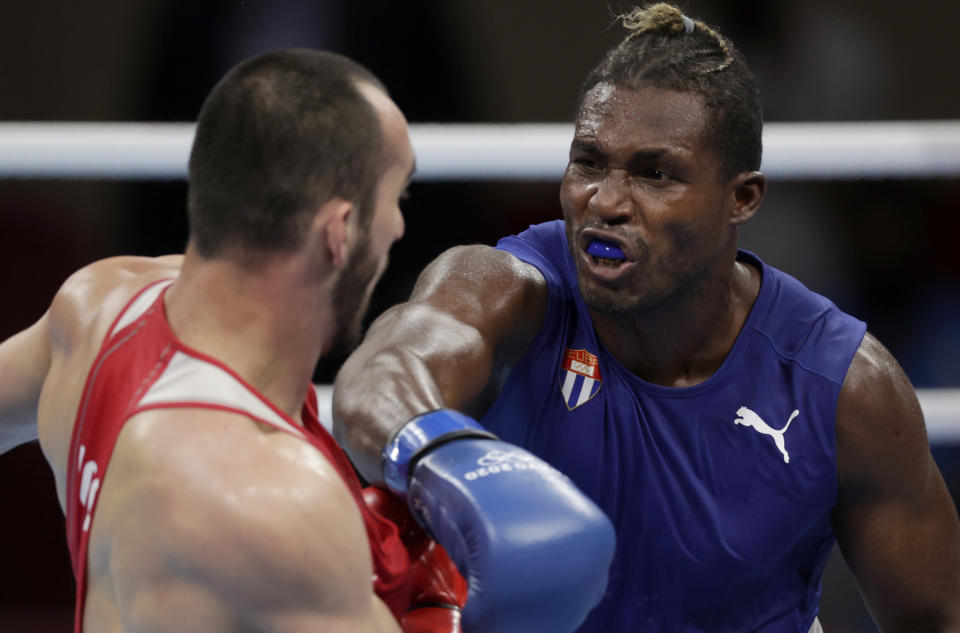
[
  {"left": 333, "top": 304, "right": 494, "bottom": 483},
  {"left": 333, "top": 348, "right": 445, "bottom": 483}
]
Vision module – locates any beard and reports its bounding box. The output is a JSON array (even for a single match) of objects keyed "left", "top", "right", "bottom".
[{"left": 324, "top": 237, "right": 383, "bottom": 359}]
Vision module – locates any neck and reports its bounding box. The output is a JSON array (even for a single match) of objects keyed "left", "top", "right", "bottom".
[
  {"left": 164, "top": 251, "right": 336, "bottom": 421},
  {"left": 591, "top": 252, "right": 760, "bottom": 388}
]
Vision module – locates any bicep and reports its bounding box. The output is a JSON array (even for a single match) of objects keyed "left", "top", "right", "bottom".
[
  {"left": 0, "top": 312, "right": 51, "bottom": 452},
  {"left": 833, "top": 333, "right": 960, "bottom": 632}
]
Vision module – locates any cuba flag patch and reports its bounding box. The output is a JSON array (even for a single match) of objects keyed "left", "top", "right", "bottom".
[{"left": 560, "top": 348, "right": 603, "bottom": 410}]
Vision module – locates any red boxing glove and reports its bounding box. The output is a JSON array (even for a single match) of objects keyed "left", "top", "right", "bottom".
[
  {"left": 401, "top": 539, "right": 467, "bottom": 633},
  {"left": 401, "top": 603, "right": 462, "bottom": 633},
  {"left": 362, "top": 487, "right": 468, "bottom": 633}
]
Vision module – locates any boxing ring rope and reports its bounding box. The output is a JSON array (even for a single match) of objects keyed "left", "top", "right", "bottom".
[
  {"left": 2, "top": 121, "right": 959, "bottom": 443},
  {"left": 2, "top": 120, "right": 960, "bottom": 180}
]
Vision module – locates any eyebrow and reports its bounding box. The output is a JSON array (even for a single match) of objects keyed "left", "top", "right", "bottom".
[
  {"left": 571, "top": 138, "right": 669, "bottom": 161},
  {"left": 570, "top": 139, "right": 598, "bottom": 153}
]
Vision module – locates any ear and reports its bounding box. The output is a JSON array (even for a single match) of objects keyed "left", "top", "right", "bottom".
[
  {"left": 728, "top": 171, "right": 766, "bottom": 225},
  {"left": 315, "top": 198, "right": 355, "bottom": 268}
]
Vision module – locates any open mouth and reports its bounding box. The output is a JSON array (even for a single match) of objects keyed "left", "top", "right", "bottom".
[
  {"left": 592, "top": 257, "right": 622, "bottom": 266},
  {"left": 579, "top": 234, "right": 635, "bottom": 281},
  {"left": 586, "top": 238, "right": 628, "bottom": 267}
]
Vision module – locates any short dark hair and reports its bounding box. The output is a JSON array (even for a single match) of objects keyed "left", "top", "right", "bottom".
[
  {"left": 187, "top": 49, "right": 387, "bottom": 261},
  {"left": 578, "top": 3, "right": 762, "bottom": 179}
]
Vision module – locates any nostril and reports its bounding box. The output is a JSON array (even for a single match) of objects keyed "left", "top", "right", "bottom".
[
  {"left": 604, "top": 215, "right": 631, "bottom": 227},
  {"left": 588, "top": 198, "right": 632, "bottom": 223},
  {"left": 589, "top": 182, "right": 632, "bottom": 221}
]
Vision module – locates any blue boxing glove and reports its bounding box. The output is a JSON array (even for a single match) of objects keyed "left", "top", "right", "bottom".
[{"left": 383, "top": 409, "right": 615, "bottom": 633}]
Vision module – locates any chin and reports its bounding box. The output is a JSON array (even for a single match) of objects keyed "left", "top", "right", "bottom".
[
  {"left": 582, "top": 288, "right": 643, "bottom": 316},
  {"left": 578, "top": 273, "right": 662, "bottom": 316},
  {"left": 326, "top": 244, "right": 384, "bottom": 359}
]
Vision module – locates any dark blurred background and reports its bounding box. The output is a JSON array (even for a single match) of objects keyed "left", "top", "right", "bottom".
[{"left": 1, "top": 1, "right": 958, "bottom": 631}]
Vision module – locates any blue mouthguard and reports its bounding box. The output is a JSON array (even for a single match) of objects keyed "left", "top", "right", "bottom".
[{"left": 586, "top": 239, "right": 626, "bottom": 260}]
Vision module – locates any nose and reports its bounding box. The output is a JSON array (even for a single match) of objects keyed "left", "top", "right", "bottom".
[{"left": 588, "top": 170, "right": 633, "bottom": 224}]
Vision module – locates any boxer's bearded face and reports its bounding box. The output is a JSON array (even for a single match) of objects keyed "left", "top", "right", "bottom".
[
  {"left": 327, "top": 234, "right": 383, "bottom": 359},
  {"left": 560, "top": 83, "right": 733, "bottom": 317},
  {"left": 326, "top": 82, "right": 413, "bottom": 358}
]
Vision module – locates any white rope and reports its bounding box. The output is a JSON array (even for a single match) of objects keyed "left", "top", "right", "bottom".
[
  {"left": 916, "top": 389, "right": 960, "bottom": 444},
  {"left": 0, "top": 123, "right": 195, "bottom": 180},
  {"left": 3, "top": 119, "right": 959, "bottom": 442},
  {"left": 1, "top": 121, "right": 960, "bottom": 180},
  {"left": 314, "top": 385, "right": 960, "bottom": 444}
]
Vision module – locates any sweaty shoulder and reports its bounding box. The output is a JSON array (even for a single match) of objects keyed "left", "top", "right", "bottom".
[
  {"left": 100, "top": 407, "right": 385, "bottom": 632},
  {"left": 37, "top": 255, "right": 184, "bottom": 483},
  {"left": 836, "top": 332, "right": 929, "bottom": 475},
  {"left": 50, "top": 255, "right": 183, "bottom": 350},
  {"left": 833, "top": 331, "right": 943, "bottom": 517}
]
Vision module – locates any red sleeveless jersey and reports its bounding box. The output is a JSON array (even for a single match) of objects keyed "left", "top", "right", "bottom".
[{"left": 64, "top": 279, "right": 412, "bottom": 632}]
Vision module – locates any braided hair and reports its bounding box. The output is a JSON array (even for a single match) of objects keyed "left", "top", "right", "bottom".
[{"left": 579, "top": 3, "right": 762, "bottom": 179}]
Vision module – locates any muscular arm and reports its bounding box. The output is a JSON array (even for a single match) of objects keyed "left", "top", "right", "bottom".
[
  {"left": 104, "top": 410, "right": 398, "bottom": 633},
  {"left": 333, "top": 244, "right": 548, "bottom": 484},
  {"left": 0, "top": 312, "right": 50, "bottom": 454},
  {"left": 833, "top": 333, "right": 960, "bottom": 633}
]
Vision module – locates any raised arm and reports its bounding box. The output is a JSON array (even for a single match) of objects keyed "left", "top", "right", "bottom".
[
  {"left": 0, "top": 311, "right": 50, "bottom": 454},
  {"left": 333, "top": 244, "right": 617, "bottom": 633},
  {"left": 333, "top": 244, "right": 548, "bottom": 484},
  {"left": 833, "top": 333, "right": 960, "bottom": 633}
]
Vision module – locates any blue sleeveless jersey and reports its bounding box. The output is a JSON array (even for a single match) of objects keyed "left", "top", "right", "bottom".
[{"left": 487, "top": 220, "right": 866, "bottom": 633}]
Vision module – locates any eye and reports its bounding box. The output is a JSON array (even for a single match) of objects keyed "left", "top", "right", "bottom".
[
  {"left": 646, "top": 169, "right": 665, "bottom": 181},
  {"left": 572, "top": 155, "right": 603, "bottom": 172},
  {"left": 399, "top": 189, "right": 410, "bottom": 202}
]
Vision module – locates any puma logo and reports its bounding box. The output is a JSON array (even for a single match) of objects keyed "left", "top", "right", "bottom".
[{"left": 733, "top": 407, "right": 799, "bottom": 463}]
